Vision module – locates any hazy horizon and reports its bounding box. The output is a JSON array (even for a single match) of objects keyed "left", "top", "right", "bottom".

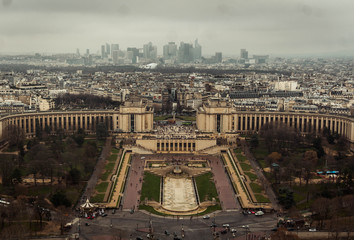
[{"left": 1, "top": 0, "right": 354, "bottom": 57}]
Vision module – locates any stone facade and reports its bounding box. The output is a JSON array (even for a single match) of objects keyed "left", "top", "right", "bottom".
[
  {"left": 197, "top": 99, "right": 354, "bottom": 150},
  {"left": 136, "top": 138, "right": 216, "bottom": 153},
  {"left": 0, "top": 99, "right": 153, "bottom": 139}
]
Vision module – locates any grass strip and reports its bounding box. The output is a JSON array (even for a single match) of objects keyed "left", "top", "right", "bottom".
[
  {"left": 95, "top": 182, "right": 109, "bottom": 193},
  {"left": 195, "top": 172, "right": 219, "bottom": 202},
  {"left": 140, "top": 172, "right": 161, "bottom": 202}
]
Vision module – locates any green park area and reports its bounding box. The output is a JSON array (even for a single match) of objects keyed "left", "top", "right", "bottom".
[
  {"left": 91, "top": 147, "right": 122, "bottom": 203},
  {"left": 233, "top": 149, "right": 270, "bottom": 203},
  {"left": 0, "top": 135, "right": 102, "bottom": 205},
  {"left": 140, "top": 172, "right": 161, "bottom": 202},
  {"left": 195, "top": 172, "right": 219, "bottom": 202},
  {"left": 246, "top": 124, "right": 353, "bottom": 219}
]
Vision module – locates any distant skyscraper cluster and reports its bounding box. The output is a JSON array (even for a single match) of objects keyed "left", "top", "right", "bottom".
[
  {"left": 72, "top": 42, "right": 269, "bottom": 66},
  {"left": 94, "top": 40, "right": 204, "bottom": 65}
]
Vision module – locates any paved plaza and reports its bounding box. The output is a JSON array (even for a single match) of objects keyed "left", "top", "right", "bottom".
[
  {"left": 209, "top": 156, "right": 239, "bottom": 210},
  {"left": 122, "top": 155, "right": 145, "bottom": 211}
]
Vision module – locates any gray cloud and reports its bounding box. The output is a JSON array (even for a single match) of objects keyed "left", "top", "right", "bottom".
[
  {"left": 0, "top": 0, "right": 354, "bottom": 56},
  {"left": 2, "top": 0, "right": 12, "bottom": 7}
]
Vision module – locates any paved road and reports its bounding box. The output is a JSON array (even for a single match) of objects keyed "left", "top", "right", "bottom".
[
  {"left": 209, "top": 156, "right": 239, "bottom": 211},
  {"left": 74, "top": 210, "right": 278, "bottom": 240},
  {"left": 122, "top": 155, "right": 145, "bottom": 211}
]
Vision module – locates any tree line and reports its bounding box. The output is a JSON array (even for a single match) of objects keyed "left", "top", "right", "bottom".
[{"left": 54, "top": 93, "right": 120, "bottom": 110}]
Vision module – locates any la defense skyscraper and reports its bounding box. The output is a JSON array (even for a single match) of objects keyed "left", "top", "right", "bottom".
[
  {"left": 240, "top": 49, "right": 248, "bottom": 59},
  {"left": 163, "top": 42, "right": 177, "bottom": 60},
  {"left": 194, "top": 39, "right": 202, "bottom": 60},
  {"left": 176, "top": 39, "right": 202, "bottom": 63}
]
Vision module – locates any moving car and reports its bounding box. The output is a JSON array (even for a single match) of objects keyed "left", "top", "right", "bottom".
[
  {"left": 222, "top": 224, "right": 230, "bottom": 228},
  {"left": 255, "top": 211, "right": 264, "bottom": 216}
]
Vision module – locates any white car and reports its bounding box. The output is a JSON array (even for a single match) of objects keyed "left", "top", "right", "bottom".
[
  {"left": 241, "top": 225, "right": 249, "bottom": 229},
  {"left": 255, "top": 211, "right": 264, "bottom": 216},
  {"left": 222, "top": 224, "right": 230, "bottom": 228},
  {"left": 309, "top": 228, "right": 317, "bottom": 232},
  {"left": 203, "top": 215, "right": 210, "bottom": 219},
  {"left": 231, "top": 229, "right": 237, "bottom": 233}
]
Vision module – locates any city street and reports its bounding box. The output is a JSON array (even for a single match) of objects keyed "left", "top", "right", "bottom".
[{"left": 74, "top": 210, "right": 278, "bottom": 240}]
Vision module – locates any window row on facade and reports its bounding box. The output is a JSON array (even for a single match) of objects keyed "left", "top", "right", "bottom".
[
  {"left": 157, "top": 140, "right": 196, "bottom": 152},
  {"left": 4, "top": 114, "right": 114, "bottom": 134},
  {"left": 228, "top": 114, "right": 351, "bottom": 137}
]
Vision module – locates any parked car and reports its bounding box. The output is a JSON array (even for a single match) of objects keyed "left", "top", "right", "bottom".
[
  {"left": 309, "top": 228, "right": 317, "bottom": 232},
  {"left": 102, "top": 213, "right": 108, "bottom": 217},
  {"left": 203, "top": 215, "right": 210, "bottom": 219}
]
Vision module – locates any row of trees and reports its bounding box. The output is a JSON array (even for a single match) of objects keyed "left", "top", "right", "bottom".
[
  {"left": 1, "top": 120, "right": 109, "bottom": 188},
  {"left": 54, "top": 93, "right": 120, "bottom": 110},
  {"left": 248, "top": 122, "right": 353, "bottom": 210}
]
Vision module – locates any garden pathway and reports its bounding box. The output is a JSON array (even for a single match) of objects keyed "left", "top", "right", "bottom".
[{"left": 79, "top": 137, "right": 112, "bottom": 206}]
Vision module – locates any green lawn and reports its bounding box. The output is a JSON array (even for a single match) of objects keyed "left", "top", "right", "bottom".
[
  {"left": 250, "top": 182, "right": 263, "bottom": 193},
  {"left": 90, "top": 193, "right": 105, "bottom": 203},
  {"left": 100, "top": 171, "right": 111, "bottom": 181},
  {"left": 240, "top": 163, "right": 252, "bottom": 172},
  {"left": 139, "top": 205, "right": 167, "bottom": 216},
  {"left": 105, "top": 162, "right": 115, "bottom": 171},
  {"left": 254, "top": 194, "right": 270, "bottom": 203},
  {"left": 234, "top": 148, "right": 242, "bottom": 154},
  {"left": 244, "top": 172, "right": 257, "bottom": 181},
  {"left": 236, "top": 154, "right": 247, "bottom": 162},
  {"left": 95, "top": 182, "right": 109, "bottom": 193},
  {"left": 99, "top": 161, "right": 115, "bottom": 181},
  {"left": 108, "top": 154, "right": 117, "bottom": 162},
  {"left": 111, "top": 148, "right": 120, "bottom": 154},
  {"left": 176, "top": 116, "right": 196, "bottom": 121},
  {"left": 140, "top": 172, "right": 161, "bottom": 202},
  {"left": 195, "top": 172, "right": 219, "bottom": 202}
]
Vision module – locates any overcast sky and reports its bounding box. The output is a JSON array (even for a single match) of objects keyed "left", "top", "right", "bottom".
[{"left": 1, "top": 0, "right": 353, "bottom": 56}]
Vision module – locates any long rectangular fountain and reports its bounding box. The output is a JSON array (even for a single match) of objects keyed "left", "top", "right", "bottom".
[{"left": 162, "top": 176, "right": 198, "bottom": 212}]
